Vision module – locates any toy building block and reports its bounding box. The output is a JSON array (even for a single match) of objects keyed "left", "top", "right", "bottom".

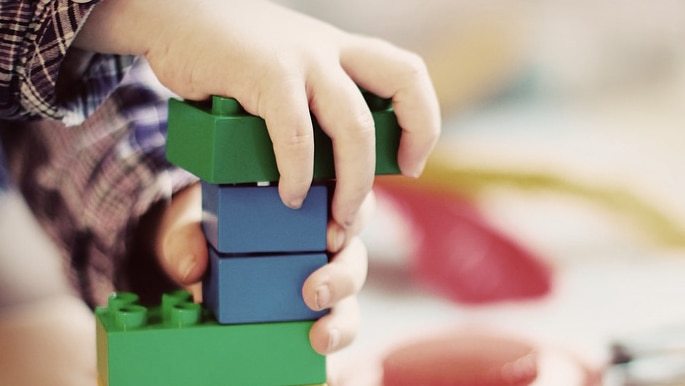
[
  {"left": 96, "top": 291, "right": 325, "bottom": 386},
  {"left": 202, "top": 182, "right": 328, "bottom": 254},
  {"left": 166, "top": 93, "right": 402, "bottom": 184},
  {"left": 203, "top": 248, "right": 328, "bottom": 324}
]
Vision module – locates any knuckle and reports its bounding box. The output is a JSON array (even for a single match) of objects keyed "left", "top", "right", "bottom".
[
  {"left": 348, "top": 108, "right": 376, "bottom": 141},
  {"left": 401, "top": 52, "right": 429, "bottom": 82},
  {"left": 284, "top": 127, "right": 314, "bottom": 150}
]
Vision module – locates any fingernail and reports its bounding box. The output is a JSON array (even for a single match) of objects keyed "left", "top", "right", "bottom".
[
  {"left": 406, "top": 168, "right": 421, "bottom": 179},
  {"left": 403, "top": 160, "right": 426, "bottom": 178},
  {"left": 343, "top": 211, "right": 358, "bottom": 229},
  {"left": 327, "top": 328, "right": 341, "bottom": 353},
  {"left": 178, "top": 255, "right": 196, "bottom": 282},
  {"left": 286, "top": 197, "right": 304, "bottom": 210},
  {"left": 316, "top": 284, "right": 331, "bottom": 310}
]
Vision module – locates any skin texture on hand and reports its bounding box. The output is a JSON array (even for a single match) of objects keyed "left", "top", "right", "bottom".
[{"left": 74, "top": 0, "right": 441, "bottom": 230}]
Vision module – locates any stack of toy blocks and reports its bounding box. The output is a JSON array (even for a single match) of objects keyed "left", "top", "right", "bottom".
[{"left": 96, "top": 93, "right": 401, "bottom": 386}]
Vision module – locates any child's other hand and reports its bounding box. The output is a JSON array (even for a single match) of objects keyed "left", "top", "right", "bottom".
[
  {"left": 77, "top": 0, "right": 440, "bottom": 233},
  {"left": 153, "top": 184, "right": 208, "bottom": 298},
  {"left": 154, "top": 183, "right": 375, "bottom": 354}
]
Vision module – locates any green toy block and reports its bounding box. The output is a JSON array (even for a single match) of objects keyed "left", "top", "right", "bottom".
[
  {"left": 96, "top": 291, "right": 325, "bottom": 386},
  {"left": 166, "top": 93, "right": 401, "bottom": 184},
  {"left": 99, "top": 376, "right": 328, "bottom": 386}
]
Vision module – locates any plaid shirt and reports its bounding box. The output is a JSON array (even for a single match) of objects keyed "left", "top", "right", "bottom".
[{"left": 0, "top": 1, "right": 197, "bottom": 307}]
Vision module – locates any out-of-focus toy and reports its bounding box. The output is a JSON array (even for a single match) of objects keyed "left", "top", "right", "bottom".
[
  {"left": 379, "top": 327, "right": 604, "bottom": 386},
  {"left": 374, "top": 146, "right": 685, "bottom": 304},
  {"left": 382, "top": 329, "right": 539, "bottom": 386},
  {"left": 375, "top": 175, "right": 552, "bottom": 304}
]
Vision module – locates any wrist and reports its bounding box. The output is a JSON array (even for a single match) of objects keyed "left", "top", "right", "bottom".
[{"left": 73, "top": 0, "right": 171, "bottom": 56}]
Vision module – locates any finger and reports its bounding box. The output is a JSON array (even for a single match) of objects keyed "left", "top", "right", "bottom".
[
  {"left": 158, "top": 222, "right": 208, "bottom": 285},
  {"left": 340, "top": 36, "right": 441, "bottom": 177},
  {"left": 309, "top": 296, "right": 361, "bottom": 354},
  {"left": 303, "top": 237, "right": 368, "bottom": 312},
  {"left": 250, "top": 77, "right": 315, "bottom": 209},
  {"left": 308, "top": 68, "right": 376, "bottom": 227},
  {"left": 156, "top": 185, "right": 208, "bottom": 288},
  {"left": 327, "top": 190, "right": 376, "bottom": 253}
]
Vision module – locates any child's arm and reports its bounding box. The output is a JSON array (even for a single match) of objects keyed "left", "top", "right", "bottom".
[
  {"left": 0, "top": 294, "right": 96, "bottom": 386},
  {"left": 74, "top": 0, "right": 441, "bottom": 231},
  {"left": 0, "top": 190, "right": 70, "bottom": 307}
]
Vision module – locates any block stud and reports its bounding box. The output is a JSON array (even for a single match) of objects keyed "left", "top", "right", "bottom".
[
  {"left": 108, "top": 292, "right": 140, "bottom": 312},
  {"left": 162, "top": 290, "right": 193, "bottom": 321},
  {"left": 114, "top": 305, "right": 148, "bottom": 331},
  {"left": 169, "top": 302, "right": 202, "bottom": 327},
  {"left": 211, "top": 95, "right": 244, "bottom": 116}
]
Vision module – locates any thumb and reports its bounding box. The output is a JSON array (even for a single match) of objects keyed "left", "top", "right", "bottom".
[
  {"left": 159, "top": 221, "right": 208, "bottom": 286},
  {"left": 155, "top": 184, "right": 208, "bottom": 293}
]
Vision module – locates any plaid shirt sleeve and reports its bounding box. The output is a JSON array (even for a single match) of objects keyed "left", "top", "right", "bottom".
[
  {"left": 0, "top": 0, "right": 134, "bottom": 124},
  {"left": 4, "top": 61, "right": 198, "bottom": 307},
  {"left": 0, "top": 1, "right": 198, "bottom": 306}
]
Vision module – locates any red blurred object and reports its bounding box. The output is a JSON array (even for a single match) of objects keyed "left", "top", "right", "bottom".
[
  {"left": 382, "top": 330, "right": 539, "bottom": 386},
  {"left": 375, "top": 179, "right": 552, "bottom": 304}
]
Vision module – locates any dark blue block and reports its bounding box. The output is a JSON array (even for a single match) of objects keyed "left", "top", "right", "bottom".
[
  {"left": 203, "top": 247, "right": 329, "bottom": 324},
  {"left": 202, "top": 182, "right": 328, "bottom": 254}
]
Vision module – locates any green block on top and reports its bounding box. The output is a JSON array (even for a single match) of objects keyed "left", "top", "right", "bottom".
[
  {"left": 166, "top": 93, "right": 401, "bottom": 184},
  {"left": 96, "top": 291, "right": 325, "bottom": 386}
]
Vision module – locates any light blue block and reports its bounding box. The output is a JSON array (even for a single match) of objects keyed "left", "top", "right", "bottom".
[
  {"left": 203, "top": 247, "right": 329, "bottom": 324},
  {"left": 202, "top": 183, "right": 328, "bottom": 254}
]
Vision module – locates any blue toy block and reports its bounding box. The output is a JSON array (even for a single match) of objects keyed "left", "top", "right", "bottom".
[
  {"left": 203, "top": 182, "right": 328, "bottom": 254},
  {"left": 96, "top": 291, "right": 326, "bottom": 386},
  {"left": 203, "top": 247, "right": 328, "bottom": 324}
]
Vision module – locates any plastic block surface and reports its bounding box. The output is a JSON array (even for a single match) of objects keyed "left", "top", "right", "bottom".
[
  {"left": 203, "top": 248, "right": 328, "bottom": 324},
  {"left": 96, "top": 291, "right": 325, "bottom": 386},
  {"left": 203, "top": 182, "right": 328, "bottom": 254},
  {"left": 166, "top": 94, "right": 401, "bottom": 184}
]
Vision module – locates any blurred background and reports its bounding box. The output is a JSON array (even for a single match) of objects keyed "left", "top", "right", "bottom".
[{"left": 276, "top": 1, "right": 685, "bottom": 385}]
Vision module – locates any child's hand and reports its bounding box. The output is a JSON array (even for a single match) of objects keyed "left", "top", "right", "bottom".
[
  {"left": 76, "top": 0, "right": 440, "bottom": 232},
  {"left": 154, "top": 183, "right": 375, "bottom": 354}
]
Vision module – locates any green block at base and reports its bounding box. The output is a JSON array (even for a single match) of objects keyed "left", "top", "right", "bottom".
[
  {"left": 99, "top": 377, "right": 327, "bottom": 386},
  {"left": 166, "top": 93, "right": 401, "bottom": 184},
  {"left": 96, "top": 291, "right": 325, "bottom": 386}
]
